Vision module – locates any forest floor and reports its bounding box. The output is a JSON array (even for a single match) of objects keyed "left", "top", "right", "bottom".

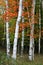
[{"left": 0, "top": 47, "right": 43, "bottom": 65}]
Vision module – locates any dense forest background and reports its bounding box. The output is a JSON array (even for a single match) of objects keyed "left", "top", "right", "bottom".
[{"left": 0, "top": 0, "right": 43, "bottom": 65}]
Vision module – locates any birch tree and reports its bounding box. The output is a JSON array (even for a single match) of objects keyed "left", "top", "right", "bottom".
[
  {"left": 21, "top": 6, "right": 24, "bottom": 57},
  {"left": 12, "top": 0, "right": 23, "bottom": 59},
  {"left": 29, "top": 0, "right": 36, "bottom": 61},
  {"left": 38, "top": 0, "right": 41, "bottom": 54},
  {"left": 5, "top": 0, "right": 10, "bottom": 57}
]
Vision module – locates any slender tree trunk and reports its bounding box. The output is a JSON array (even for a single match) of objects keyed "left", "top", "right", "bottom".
[
  {"left": 5, "top": 0, "right": 10, "bottom": 57},
  {"left": 38, "top": 0, "right": 41, "bottom": 54},
  {"left": 12, "top": 0, "right": 22, "bottom": 59},
  {"left": 21, "top": 13, "right": 24, "bottom": 57},
  {"left": 18, "top": 43, "right": 20, "bottom": 55},
  {"left": 21, "top": 0, "right": 25, "bottom": 57},
  {"left": 6, "top": 22, "right": 10, "bottom": 56},
  {"left": 29, "top": 0, "right": 35, "bottom": 61}
]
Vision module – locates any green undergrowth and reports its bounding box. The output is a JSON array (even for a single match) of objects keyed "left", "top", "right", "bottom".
[{"left": 0, "top": 51, "right": 43, "bottom": 65}]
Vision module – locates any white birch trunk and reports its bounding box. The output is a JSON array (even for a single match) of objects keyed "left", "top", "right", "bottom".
[
  {"left": 5, "top": 0, "right": 10, "bottom": 57},
  {"left": 21, "top": 14, "right": 24, "bottom": 57},
  {"left": 12, "top": 0, "right": 22, "bottom": 59},
  {"left": 21, "top": 3, "right": 24, "bottom": 56},
  {"left": 18, "top": 43, "right": 19, "bottom": 55},
  {"left": 29, "top": 0, "right": 35, "bottom": 61},
  {"left": 38, "top": 0, "right": 41, "bottom": 54}
]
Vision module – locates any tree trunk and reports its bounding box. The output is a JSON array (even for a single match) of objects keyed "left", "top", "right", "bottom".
[
  {"left": 29, "top": 0, "right": 35, "bottom": 61},
  {"left": 21, "top": 15, "right": 24, "bottom": 57},
  {"left": 12, "top": 0, "right": 22, "bottom": 59},
  {"left": 38, "top": 0, "right": 41, "bottom": 54},
  {"left": 5, "top": 0, "right": 10, "bottom": 57},
  {"left": 6, "top": 22, "right": 10, "bottom": 56}
]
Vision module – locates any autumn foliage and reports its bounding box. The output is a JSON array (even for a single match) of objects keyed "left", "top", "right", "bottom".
[{"left": 0, "top": 0, "right": 42, "bottom": 39}]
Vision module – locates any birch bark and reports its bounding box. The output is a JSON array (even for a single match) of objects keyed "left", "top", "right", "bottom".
[
  {"left": 5, "top": 0, "right": 10, "bottom": 57},
  {"left": 12, "top": 0, "right": 23, "bottom": 59},
  {"left": 38, "top": 0, "right": 41, "bottom": 54},
  {"left": 29, "top": 0, "right": 35, "bottom": 61},
  {"left": 21, "top": 8, "right": 24, "bottom": 56}
]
